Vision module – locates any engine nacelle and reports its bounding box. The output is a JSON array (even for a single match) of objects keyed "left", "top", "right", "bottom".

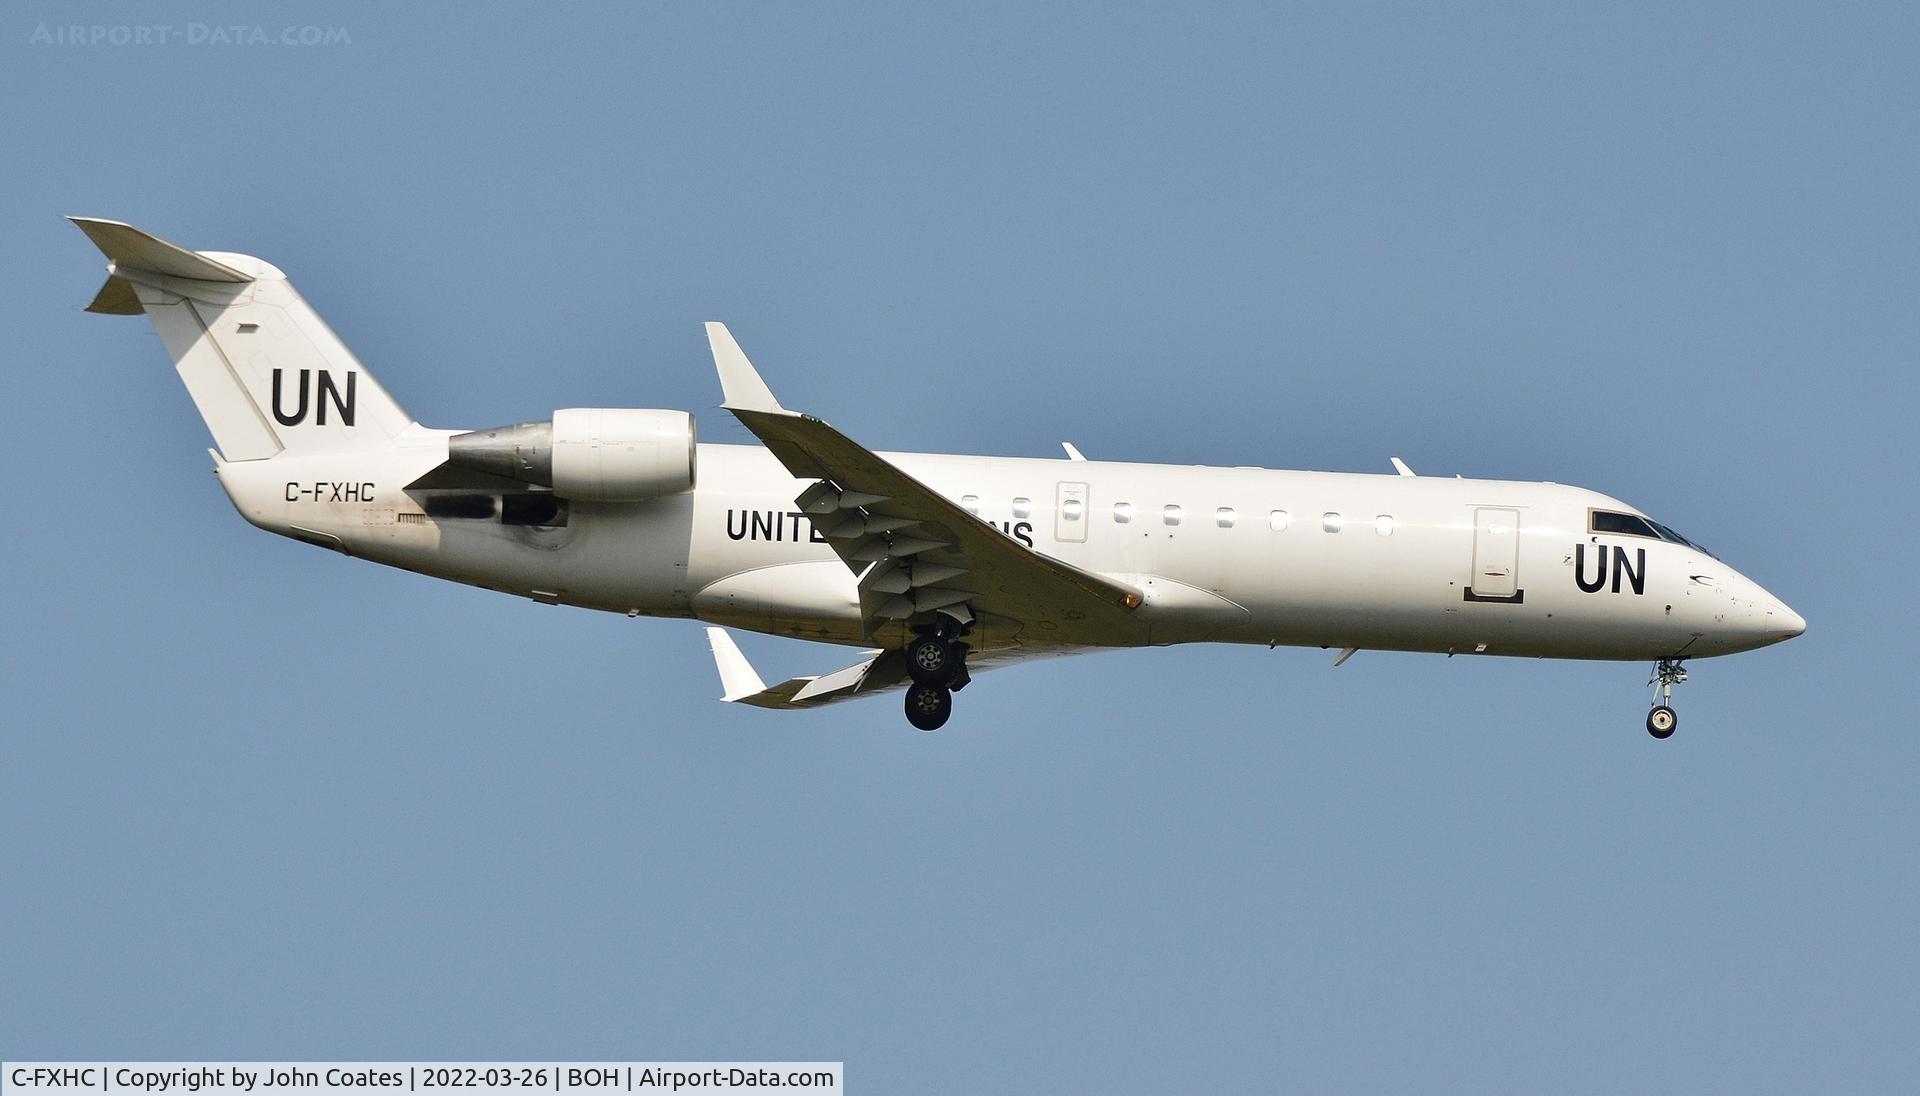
[
  {"left": 550, "top": 408, "right": 696, "bottom": 500},
  {"left": 447, "top": 408, "right": 696, "bottom": 501}
]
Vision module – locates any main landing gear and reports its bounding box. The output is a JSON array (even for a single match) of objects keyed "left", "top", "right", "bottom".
[
  {"left": 903, "top": 632, "right": 969, "bottom": 731},
  {"left": 905, "top": 681, "right": 952, "bottom": 731},
  {"left": 1646, "top": 658, "right": 1687, "bottom": 739}
]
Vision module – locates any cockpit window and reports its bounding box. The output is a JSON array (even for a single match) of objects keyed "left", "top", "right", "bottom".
[
  {"left": 1590, "top": 509, "right": 1715, "bottom": 557},
  {"left": 1590, "top": 510, "right": 1660, "bottom": 539},
  {"left": 1649, "top": 520, "right": 1715, "bottom": 558}
]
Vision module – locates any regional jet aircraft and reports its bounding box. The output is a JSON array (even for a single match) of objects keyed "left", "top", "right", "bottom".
[{"left": 72, "top": 218, "right": 1805, "bottom": 736}]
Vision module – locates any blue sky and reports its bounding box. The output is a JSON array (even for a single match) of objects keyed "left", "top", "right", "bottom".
[{"left": 3, "top": 2, "right": 1916, "bottom": 1090}]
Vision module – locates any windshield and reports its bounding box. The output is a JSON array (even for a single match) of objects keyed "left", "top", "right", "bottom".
[
  {"left": 1649, "top": 519, "right": 1716, "bottom": 559},
  {"left": 1590, "top": 510, "right": 1717, "bottom": 559}
]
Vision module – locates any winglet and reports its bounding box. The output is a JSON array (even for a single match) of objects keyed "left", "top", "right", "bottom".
[
  {"left": 1390, "top": 456, "right": 1416, "bottom": 477},
  {"left": 706, "top": 627, "right": 769, "bottom": 702},
  {"left": 705, "top": 322, "right": 788, "bottom": 414},
  {"left": 1061, "top": 442, "right": 1088, "bottom": 461}
]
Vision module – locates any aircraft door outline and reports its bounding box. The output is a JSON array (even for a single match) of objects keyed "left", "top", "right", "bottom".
[
  {"left": 1466, "top": 506, "right": 1523, "bottom": 603},
  {"left": 1055, "top": 481, "right": 1088, "bottom": 544}
]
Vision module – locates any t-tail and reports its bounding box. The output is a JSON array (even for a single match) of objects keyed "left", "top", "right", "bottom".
[{"left": 71, "top": 217, "right": 413, "bottom": 460}]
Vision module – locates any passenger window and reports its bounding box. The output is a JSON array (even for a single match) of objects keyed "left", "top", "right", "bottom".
[
  {"left": 1375, "top": 515, "right": 1395, "bottom": 536},
  {"left": 1216, "top": 507, "right": 1237, "bottom": 528},
  {"left": 1113, "top": 502, "right": 1133, "bottom": 524},
  {"left": 1062, "top": 498, "right": 1084, "bottom": 521},
  {"left": 1012, "top": 497, "right": 1032, "bottom": 519},
  {"left": 1269, "top": 509, "right": 1290, "bottom": 532},
  {"left": 961, "top": 494, "right": 980, "bottom": 516},
  {"left": 1163, "top": 504, "right": 1184, "bottom": 526},
  {"left": 1322, "top": 512, "right": 1343, "bottom": 533}
]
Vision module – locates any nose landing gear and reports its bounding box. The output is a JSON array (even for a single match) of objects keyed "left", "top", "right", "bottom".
[{"left": 1646, "top": 658, "right": 1687, "bottom": 739}]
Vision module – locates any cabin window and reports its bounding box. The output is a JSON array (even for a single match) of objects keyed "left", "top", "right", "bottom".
[
  {"left": 1012, "top": 497, "right": 1032, "bottom": 519},
  {"left": 1322, "top": 512, "right": 1343, "bottom": 533},
  {"left": 1269, "top": 509, "right": 1290, "bottom": 532},
  {"left": 1163, "top": 504, "right": 1184, "bottom": 526},
  {"left": 961, "top": 494, "right": 980, "bottom": 515},
  {"left": 1216, "top": 507, "right": 1237, "bottom": 528},
  {"left": 1375, "top": 515, "right": 1395, "bottom": 536},
  {"left": 1113, "top": 502, "right": 1134, "bottom": 524},
  {"left": 1062, "top": 498, "right": 1084, "bottom": 521}
]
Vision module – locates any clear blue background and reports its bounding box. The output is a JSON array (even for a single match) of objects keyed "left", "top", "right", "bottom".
[{"left": 4, "top": 2, "right": 1915, "bottom": 1090}]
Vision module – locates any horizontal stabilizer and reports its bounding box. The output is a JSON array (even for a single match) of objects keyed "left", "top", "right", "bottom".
[{"left": 68, "top": 216, "right": 253, "bottom": 283}]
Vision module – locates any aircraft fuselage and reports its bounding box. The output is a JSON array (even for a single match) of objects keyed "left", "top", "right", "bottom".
[{"left": 213, "top": 440, "right": 1802, "bottom": 663}]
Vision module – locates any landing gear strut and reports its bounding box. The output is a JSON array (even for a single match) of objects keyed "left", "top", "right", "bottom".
[{"left": 1646, "top": 658, "right": 1686, "bottom": 739}]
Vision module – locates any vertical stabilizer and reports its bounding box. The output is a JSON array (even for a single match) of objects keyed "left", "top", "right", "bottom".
[{"left": 72, "top": 217, "right": 413, "bottom": 460}]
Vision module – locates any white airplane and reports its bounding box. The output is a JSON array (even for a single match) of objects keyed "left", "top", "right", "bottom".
[{"left": 73, "top": 218, "right": 1805, "bottom": 737}]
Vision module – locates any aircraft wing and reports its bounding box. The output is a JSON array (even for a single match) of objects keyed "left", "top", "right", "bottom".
[
  {"left": 707, "top": 628, "right": 904, "bottom": 708},
  {"left": 705, "top": 628, "right": 1057, "bottom": 709},
  {"left": 704, "top": 323, "right": 1148, "bottom": 649}
]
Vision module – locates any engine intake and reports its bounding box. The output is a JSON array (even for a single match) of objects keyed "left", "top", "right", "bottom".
[{"left": 447, "top": 408, "right": 696, "bottom": 501}]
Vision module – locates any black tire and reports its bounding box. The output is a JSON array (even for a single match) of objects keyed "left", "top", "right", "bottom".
[
  {"left": 1647, "top": 705, "right": 1677, "bottom": 739},
  {"left": 906, "top": 635, "right": 957, "bottom": 685},
  {"left": 905, "top": 682, "right": 952, "bottom": 731}
]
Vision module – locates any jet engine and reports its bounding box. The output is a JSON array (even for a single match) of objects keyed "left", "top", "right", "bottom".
[{"left": 446, "top": 408, "right": 696, "bottom": 501}]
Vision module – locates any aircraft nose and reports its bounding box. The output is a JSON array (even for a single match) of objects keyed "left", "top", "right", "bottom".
[
  {"left": 1747, "top": 579, "right": 1806, "bottom": 646},
  {"left": 1722, "top": 569, "right": 1805, "bottom": 649}
]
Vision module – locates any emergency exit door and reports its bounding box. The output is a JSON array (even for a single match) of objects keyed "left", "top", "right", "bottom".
[{"left": 1055, "top": 481, "right": 1088, "bottom": 543}]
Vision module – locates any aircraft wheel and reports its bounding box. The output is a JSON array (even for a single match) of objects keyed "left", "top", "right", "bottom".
[
  {"left": 905, "top": 682, "right": 952, "bottom": 731},
  {"left": 906, "top": 635, "right": 959, "bottom": 685},
  {"left": 1646, "top": 705, "right": 1677, "bottom": 739}
]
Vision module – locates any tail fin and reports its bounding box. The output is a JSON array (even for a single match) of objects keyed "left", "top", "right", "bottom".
[{"left": 72, "top": 217, "right": 413, "bottom": 460}]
